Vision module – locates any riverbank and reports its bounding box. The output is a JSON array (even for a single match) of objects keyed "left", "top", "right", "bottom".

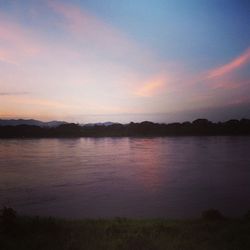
[{"left": 1, "top": 211, "right": 250, "bottom": 250}]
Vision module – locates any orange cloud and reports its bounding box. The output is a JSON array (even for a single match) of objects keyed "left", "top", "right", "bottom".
[
  {"left": 135, "top": 74, "right": 169, "bottom": 97},
  {"left": 0, "top": 94, "right": 80, "bottom": 110},
  {"left": 207, "top": 47, "right": 250, "bottom": 78}
]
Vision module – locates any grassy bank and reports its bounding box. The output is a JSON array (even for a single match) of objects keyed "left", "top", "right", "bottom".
[{"left": 1, "top": 211, "right": 250, "bottom": 250}]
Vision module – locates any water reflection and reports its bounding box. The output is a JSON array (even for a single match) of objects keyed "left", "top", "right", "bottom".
[
  {"left": 0, "top": 137, "right": 250, "bottom": 218},
  {"left": 128, "top": 138, "right": 165, "bottom": 192}
]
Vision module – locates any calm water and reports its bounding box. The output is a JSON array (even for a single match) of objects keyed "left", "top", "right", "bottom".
[{"left": 0, "top": 137, "right": 250, "bottom": 218}]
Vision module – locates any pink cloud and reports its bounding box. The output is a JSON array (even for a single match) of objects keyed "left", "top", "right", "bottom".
[
  {"left": 0, "top": 50, "right": 18, "bottom": 65},
  {"left": 207, "top": 47, "right": 250, "bottom": 79},
  {"left": 49, "top": 1, "right": 134, "bottom": 52},
  {"left": 200, "top": 48, "right": 250, "bottom": 90},
  {"left": 210, "top": 78, "right": 250, "bottom": 90},
  {"left": 178, "top": 48, "right": 250, "bottom": 92},
  {"left": 0, "top": 15, "right": 44, "bottom": 64}
]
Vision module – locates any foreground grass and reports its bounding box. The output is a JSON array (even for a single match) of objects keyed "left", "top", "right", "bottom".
[{"left": 1, "top": 214, "right": 250, "bottom": 250}]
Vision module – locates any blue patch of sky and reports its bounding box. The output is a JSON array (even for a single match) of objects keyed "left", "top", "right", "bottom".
[{"left": 75, "top": 0, "right": 250, "bottom": 70}]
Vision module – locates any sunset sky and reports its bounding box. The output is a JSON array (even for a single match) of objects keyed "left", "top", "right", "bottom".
[{"left": 0, "top": 0, "right": 250, "bottom": 123}]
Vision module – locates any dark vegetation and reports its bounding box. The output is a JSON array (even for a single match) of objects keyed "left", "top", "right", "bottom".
[
  {"left": 0, "top": 118, "right": 250, "bottom": 138},
  {"left": 201, "top": 209, "right": 225, "bottom": 221},
  {"left": 1, "top": 207, "right": 250, "bottom": 250}
]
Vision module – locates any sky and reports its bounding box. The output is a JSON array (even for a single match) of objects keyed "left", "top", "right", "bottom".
[{"left": 0, "top": 0, "right": 250, "bottom": 123}]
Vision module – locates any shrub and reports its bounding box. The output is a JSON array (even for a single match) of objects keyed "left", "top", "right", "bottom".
[
  {"left": 201, "top": 209, "right": 224, "bottom": 220},
  {"left": 0, "top": 207, "right": 17, "bottom": 233},
  {"left": 244, "top": 210, "right": 250, "bottom": 220}
]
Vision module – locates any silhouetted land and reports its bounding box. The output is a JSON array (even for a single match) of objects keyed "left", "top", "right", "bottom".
[
  {"left": 1, "top": 208, "right": 250, "bottom": 250},
  {"left": 0, "top": 119, "right": 250, "bottom": 138}
]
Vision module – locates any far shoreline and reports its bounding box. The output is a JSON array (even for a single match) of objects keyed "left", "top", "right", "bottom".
[{"left": 1, "top": 118, "right": 250, "bottom": 138}]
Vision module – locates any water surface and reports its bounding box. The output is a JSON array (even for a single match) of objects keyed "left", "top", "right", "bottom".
[{"left": 0, "top": 137, "right": 250, "bottom": 218}]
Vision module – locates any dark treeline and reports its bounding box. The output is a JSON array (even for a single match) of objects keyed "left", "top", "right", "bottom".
[{"left": 0, "top": 119, "right": 250, "bottom": 138}]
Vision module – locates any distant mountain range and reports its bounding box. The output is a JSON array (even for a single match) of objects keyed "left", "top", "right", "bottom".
[
  {"left": 0, "top": 119, "right": 67, "bottom": 127},
  {"left": 0, "top": 119, "right": 118, "bottom": 127}
]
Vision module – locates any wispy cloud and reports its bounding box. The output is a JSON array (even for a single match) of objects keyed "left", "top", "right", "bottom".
[
  {"left": 48, "top": 1, "right": 135, "bottom": 55},
  {"left": 47, "top": 0, "right": 179, "bottom": 100},
  {"left": 207, "top": 47, "right": 250, "bottom": 79},
  {"left": 134, "top": 74, "right": 170, "bottom": 97},
  {"left": 0, "top": 14, "right": 44, "bottom": 65},
  {"left": 0, "top": 50, "right": 18, "bottom": 65},
  {"left": 209, "top": 78, "right": 250, "bottom": 90}
]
